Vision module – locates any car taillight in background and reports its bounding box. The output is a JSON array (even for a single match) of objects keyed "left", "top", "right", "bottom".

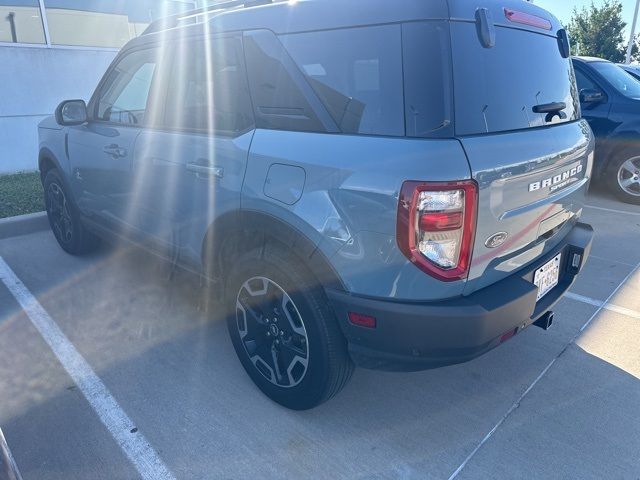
[{"left": 397, "top": 181, "right": 478, "bottom": 282}]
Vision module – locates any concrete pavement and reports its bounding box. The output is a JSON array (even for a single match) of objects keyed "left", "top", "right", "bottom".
[{"left": 0, "top": 187, "right": 638, "bottom": 480}]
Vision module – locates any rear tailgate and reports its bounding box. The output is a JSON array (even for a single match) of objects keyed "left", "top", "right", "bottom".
[{"left": 447, "top": 0, "right": 595, "bottom": 294}]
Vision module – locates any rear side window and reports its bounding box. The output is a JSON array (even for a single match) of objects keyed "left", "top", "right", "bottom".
[
  {"left": 280, "top": 25, "right": 405, "bottom": 137},
  {"left": 402, "top": 22, "right": 453, "bottom": 138},
  {"left": 451, "top": 23, "right": 579, "bottom": 135},
  {"left": 162, "top": 36, "right": 254, "bottom": 134}
]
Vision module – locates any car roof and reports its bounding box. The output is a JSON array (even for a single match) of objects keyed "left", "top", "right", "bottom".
[{"left": 137, "top": 0, "right": 561, "bottom": 44}]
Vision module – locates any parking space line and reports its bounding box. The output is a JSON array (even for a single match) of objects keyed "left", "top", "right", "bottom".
[
  {"left": 588, "top": 254, "right": 638, "bottom": 268},
  {"left": 448, "top": 260, "right": 640, "bottom": 480},
  {"left": 565, "top": 292, "right": 640, "bottom": 320},
  {"left": 584, "top": 204, "right": 640, "bottom": 217},
  {"left": 0, "top": 257, "right": 176, "bottom": 480},
  {"left": 0, "top": 427, "right": 22, "bottom": 480}
]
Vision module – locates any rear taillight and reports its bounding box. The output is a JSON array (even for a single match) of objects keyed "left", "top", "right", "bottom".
[{"left": 397, "top": 181, "right": 478, "bottom": 282}]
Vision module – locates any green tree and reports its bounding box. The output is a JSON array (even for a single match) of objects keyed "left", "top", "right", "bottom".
[{"left": 567, "top": 0, "right": 638, "bottom": 62}]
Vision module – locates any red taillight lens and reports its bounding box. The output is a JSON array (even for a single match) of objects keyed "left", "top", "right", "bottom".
[
  {"left": 504, "top": 8, "right": 552, "bottom": 31},
  {"left": 419, "top": 211, "right": 463, "bottom": 232},
  {"left": 397, "top": 180, "right": 478, "bottom": 282}
]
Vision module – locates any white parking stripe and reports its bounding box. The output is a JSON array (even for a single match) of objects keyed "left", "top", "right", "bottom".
[
  {"left": 584, "top": 204, "right": 640, "bottom": 216},
  {"left": 565, "top": 292, "right": 640, "bottom": 320},
  {"left": 448, "top": 260, "right": 640, "bottom": 480},
  {"left": 0, "top": 258, "right": 175, "bottom": 480},
  {"left": 0, "top": 427, "right": 23, "bottom": 480}
]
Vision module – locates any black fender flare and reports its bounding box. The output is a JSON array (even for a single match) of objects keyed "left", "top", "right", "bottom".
[{"left": 201, "top": 209, "right": 346, "bottom": 295}]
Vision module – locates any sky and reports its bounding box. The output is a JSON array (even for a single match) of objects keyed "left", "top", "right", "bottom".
[{"left": 534, "top": 0, "right": 639, "bottom": 35}]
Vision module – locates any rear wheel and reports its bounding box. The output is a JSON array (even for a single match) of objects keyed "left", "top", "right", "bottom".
[
  {"left": 226, "top": 243, "right": 354, "bottom": 410},
  {"left": 44, "top": 169, "right": 98, "bottom": 254},
  {"left": 607, "top": 150, "right": 640, "bottom": 205}
]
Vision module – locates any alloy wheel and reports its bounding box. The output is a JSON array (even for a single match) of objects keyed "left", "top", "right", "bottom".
[
  {"left": 47, "top": 183, "right": 74, "bottom": 244},
  {"left": 235, "top": 277, "right": 309, "bottom": 388},
  {"left": 617, "top": 156, "right": 640, "bottom": 197}
]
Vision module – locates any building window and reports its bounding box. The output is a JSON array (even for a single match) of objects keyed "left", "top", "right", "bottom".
[
  {"left": 0, "top": 1, "right": 46, "bottom": 44},
  {"left": 41, "top": 1, "right": 196, "bottom": 48}
]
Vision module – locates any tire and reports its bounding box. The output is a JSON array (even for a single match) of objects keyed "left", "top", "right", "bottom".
[
  {"left": 606, "top": 149, "right": 640, "bottom": 205},
  {"left": 226, "top": 242, "right": 354, "bottom": 410},
  {"left": 43, "top": 169, "right": 98, "bottom": 254}
]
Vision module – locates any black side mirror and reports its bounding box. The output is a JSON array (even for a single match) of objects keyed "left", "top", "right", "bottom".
[
  {"left": 579, "top": 89, "right": 605, "bottom": 104},
  {"left": 55, "top": 99, "right": 88, "bottom": 126}
]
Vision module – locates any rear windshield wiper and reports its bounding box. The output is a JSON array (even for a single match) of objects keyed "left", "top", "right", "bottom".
[{"left": 533, "top": 102, "right": 567, "bottom": 122}]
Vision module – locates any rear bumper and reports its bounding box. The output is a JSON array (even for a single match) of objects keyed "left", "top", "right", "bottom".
[{"left": 327, "top": 222, "right": 593, "bottom": 372}]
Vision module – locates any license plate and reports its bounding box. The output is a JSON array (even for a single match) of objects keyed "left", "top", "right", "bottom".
[{"left": 534, "top": 254, "right": 561, "bottom": 301}]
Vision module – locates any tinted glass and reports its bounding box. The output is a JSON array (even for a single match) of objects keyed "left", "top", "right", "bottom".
[
  {"left": 0, "top": 1, "right": 45, "bottom": 44},
  {"left": 591, "top": 61, "right": 640, "bottom": 99},
  {"left": 244, "top": 31, "right": 329, "bottom": 133},
  {"left": 451, "top": 24, "right": 579, "bottom": 135},
  {"left": 163, "top": 37, "right": 254, "bottom": 134},
  {"left": 280, "top": 25, "right": 404, "bottom": 137},
  {"left": 402, "top": 21, "right": 453, "bottom": 138},
  {"left": 96, "top": 48, "right": 161, "bottom": 125},
  {"left": 574, "top": 68, "right": 598, "bottom": 92},
  {"left": 42, "top": 0, "right": 193, "bottom": 48}
]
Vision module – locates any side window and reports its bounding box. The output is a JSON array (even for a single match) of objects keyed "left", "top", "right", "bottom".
[
  {"left": 280, "top": 25, "right": 404, "bottom": 137},
  {"left": 96, "top": 48, "right": 161, "bottom": 126},
  {"left": 163, "top": 36, "right": 254, "bottom": 134},
  {"left": 574, "top": 68, "right": 598, "bottom": 92},
  {"left": 243, "top": 31, "right": 330, "bottom": 133}
]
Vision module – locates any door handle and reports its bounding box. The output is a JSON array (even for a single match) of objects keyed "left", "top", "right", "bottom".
[
  {"left": 103, "top": 144, "right": 127, "bottom": 158},
  {"left": 186, "top": 162, "right": 224, "bottom": 178}
]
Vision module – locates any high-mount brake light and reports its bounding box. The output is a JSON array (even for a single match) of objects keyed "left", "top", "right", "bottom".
[
  {"left": 504, "top": 8, "right": 552, "bottom": 31},
  {"left": 397, "top": 181, "right": 478, "bottom": 282}
]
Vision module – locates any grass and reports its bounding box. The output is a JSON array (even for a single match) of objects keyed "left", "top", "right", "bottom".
[{"left": 0, "top": 172, "right": 45, "bottom": 219}]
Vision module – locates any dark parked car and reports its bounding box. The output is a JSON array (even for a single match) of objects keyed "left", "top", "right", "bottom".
[{"left": 573, "top": 57, "right": 640, "bottom": 204}]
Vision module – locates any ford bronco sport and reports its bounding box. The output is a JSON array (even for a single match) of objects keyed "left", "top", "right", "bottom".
[{"left": 38, "top": 0, "right": 594, "bottom": 410}]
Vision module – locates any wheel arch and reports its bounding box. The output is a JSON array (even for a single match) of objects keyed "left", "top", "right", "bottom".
[
  {"left": 201, "top": 210, "right": 346, "bottom": 296},
  {"left": 38, "top": 148, "right": 61, "bottom": 180}
]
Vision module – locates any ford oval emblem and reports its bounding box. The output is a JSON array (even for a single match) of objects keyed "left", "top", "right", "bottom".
[{"left": 485, "top": 232, "right": 508, "bottom": 249}]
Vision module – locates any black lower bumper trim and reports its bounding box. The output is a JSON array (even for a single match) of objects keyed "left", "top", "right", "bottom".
[{"left": 327, "top": 222, "right": 594, "bottom": 372}]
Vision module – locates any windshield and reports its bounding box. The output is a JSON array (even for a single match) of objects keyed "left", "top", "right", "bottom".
[{"left": 592, "top": 61, "right": 640, "bottom": 98}]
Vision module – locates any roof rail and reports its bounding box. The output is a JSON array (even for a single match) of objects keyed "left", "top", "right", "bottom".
[{"left": 142, "top": 0, "right": 273, "bottom": 36}]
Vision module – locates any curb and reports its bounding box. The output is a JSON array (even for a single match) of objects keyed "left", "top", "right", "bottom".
[{"left": 0, "top": 212, "right": 48, "bottom": 240}]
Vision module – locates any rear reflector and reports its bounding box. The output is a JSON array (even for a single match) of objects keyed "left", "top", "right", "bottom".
[
  {"left": 348, "top": 312, "right": 376, "bottom": 329},
  {"left": 504, "top": 8, "right": 552, "bottom": 31},
  {"left": 500, "top": 328, "right": 517, "bottom": 344}
]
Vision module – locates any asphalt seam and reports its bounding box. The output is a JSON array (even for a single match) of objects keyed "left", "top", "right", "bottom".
[
  {"left": 0, "top": 257, "right": 176, "bottom": 480},
  {"left": 447, "top": 260, "right": 640, "bottom": 480}
]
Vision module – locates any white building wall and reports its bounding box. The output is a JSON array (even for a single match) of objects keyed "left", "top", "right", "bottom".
[{"left": 0, "top": 46, "right": 117, "bottom": 174}]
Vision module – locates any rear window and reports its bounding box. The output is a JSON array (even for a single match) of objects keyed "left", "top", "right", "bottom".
[{"left": 451, "top": 23, "right": 579, "bottom": 136}]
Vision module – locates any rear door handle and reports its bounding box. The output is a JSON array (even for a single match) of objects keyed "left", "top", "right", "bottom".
[
  {"left": 186, "top": 162, "right": 224, "bottom": 178},
  {"left": 103, "top": 144, "right": 127, "bottom": 158}
]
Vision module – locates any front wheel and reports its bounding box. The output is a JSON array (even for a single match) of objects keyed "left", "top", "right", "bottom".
[
  {"left": 44, "top": 169, "right": 98, "bottom": 254},
  {"left": 226, "top": 244, "right": 354, "bottom": 410},
  {"left": 607, "top": 151, "right": 640, "bottom": 205}
]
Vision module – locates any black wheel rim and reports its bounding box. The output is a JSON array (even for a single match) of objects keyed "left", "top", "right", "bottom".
[
  {"left": 46, "top": 183, "right": 74, "bottom": 244},
  {"left": 617, "top": 157, "right": 640, "bottom": 197},
  {"left": 236, "top": 277, "right": 309, "bottom": 388}
]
